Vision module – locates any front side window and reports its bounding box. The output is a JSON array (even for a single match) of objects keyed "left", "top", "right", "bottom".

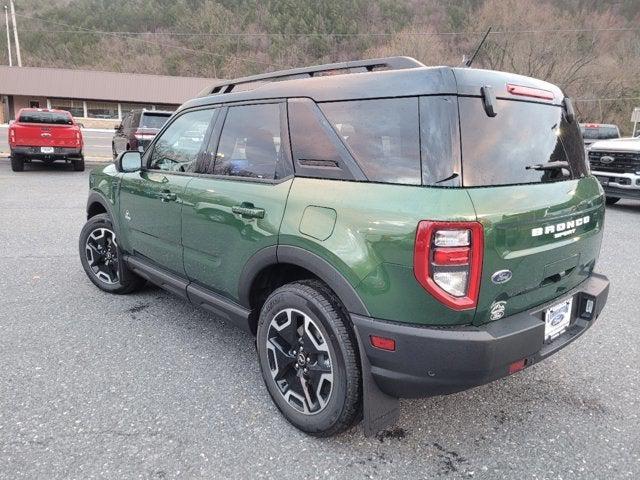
[
  {"left": 148, "top": 109, "right": 215, "bottom": 173},
  {"left": 212, "top": 103, "right": 282, "bottom": 180},
  {"left": 320, "top": 98, "right": 421, "bottom": 185}
]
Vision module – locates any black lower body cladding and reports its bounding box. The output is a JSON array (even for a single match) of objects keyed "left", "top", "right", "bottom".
[{"left": 353, "top": 273, "right": 609, "bottom": 398}]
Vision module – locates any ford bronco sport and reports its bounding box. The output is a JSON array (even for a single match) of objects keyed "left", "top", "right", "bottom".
[{"left": 79, "top": 57, "right": 610, "bottom": 437}]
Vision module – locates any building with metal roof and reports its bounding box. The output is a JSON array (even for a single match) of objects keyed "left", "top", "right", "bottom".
[{"left": 0, "top": 65, "right": 215, "bottom": 127}]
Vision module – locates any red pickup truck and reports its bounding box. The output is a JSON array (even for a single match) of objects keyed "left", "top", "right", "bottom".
[{"left": 8, "top": 108, "right": 84, "bottom": 172}]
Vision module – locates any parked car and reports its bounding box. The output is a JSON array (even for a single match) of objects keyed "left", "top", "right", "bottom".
[
  {"left": 587, "top": 136, "right": 640, "bottom": 204},
  {"left": 8, "top": 108, "right": 84, "bottom": 172},
  {"left": 112, "top": 109, "right": 172, "bottom": 158},
  {"left": 580, "top": 123, "right": 620, "bottom": 148},
  {"left": 79, "top": 57, "right": 609, "bottom": 437}
]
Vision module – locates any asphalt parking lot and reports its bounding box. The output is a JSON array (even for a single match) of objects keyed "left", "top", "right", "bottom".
[{"left": 0, "top": 159, "right": 638, "bottom": 480}]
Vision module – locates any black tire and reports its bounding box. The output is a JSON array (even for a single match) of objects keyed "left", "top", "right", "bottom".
[
  {"left": 256, "top": 279, "right": 361, "bottom": 437},
  {"left": 79, "top": 213, "right": 145, "bottom": 294},
  {"left": 605, "top": 196, "right": 620, "bottom": 205},
  {"left": 72, "top": 157, "right": 85, "bottom": 172},
  {"left": 10, "top": 155, "right": 24, "bottom": 172}
]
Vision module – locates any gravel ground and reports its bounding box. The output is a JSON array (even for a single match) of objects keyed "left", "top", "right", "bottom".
[{"left": 0, "top": 159, "right": 638, "bottom": 479}]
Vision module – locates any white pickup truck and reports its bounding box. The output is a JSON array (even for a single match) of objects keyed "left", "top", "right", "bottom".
[{"left": 587, "top": 137, "right": 640, "bottom": 204}]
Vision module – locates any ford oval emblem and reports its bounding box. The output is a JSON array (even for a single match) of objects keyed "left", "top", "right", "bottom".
[
  {"left": 599, "top": 155, "right": 614, "bottom": 164},
  {"left": 491, "top": 269, "right": 513, "bottom": 284}
]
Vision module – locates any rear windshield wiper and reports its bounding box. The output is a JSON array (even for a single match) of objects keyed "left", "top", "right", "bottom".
[{"left": 525, "top": 161, "right": 570, "bottom": 171}]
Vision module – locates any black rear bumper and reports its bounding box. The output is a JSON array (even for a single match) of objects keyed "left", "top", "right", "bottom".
[
  {"left": 352, "top": 273, "right": 609, "bottom": 398},
  {"left": 11, "top": 147, "right": 83, "bottom": 160}
]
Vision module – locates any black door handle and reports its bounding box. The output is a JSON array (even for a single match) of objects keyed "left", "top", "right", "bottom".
[
  {"left": 232, "top": 203, "right": 265, "bottom": 219},
  {"left": 160, "top": 190, "right": 177, "bottom": 202}
]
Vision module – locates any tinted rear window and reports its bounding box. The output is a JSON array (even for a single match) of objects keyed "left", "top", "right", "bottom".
[
  {"left": 580, "top": 125, "right": 619, "bottom": 140},
  {"left": 320, "top": 98, "right": 421, "bottom": 185},
  {"left": 18, "top": 111, "right": 72, "bottom": 125},
  {"left": 460, "top": 98, "right": 588, "bottom": 186},
  {"left": 141, "top": 113, "right": 171, "bottom": 129}
]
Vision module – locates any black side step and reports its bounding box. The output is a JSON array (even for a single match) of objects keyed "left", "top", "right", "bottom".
[{"left": 124, "top": 255, "right": 251, "bottom": 331}]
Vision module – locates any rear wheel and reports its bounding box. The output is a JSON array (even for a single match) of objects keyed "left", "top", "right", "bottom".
[
  {"left": 79, "top": 213, "right": 145, "bottom": 294},
  {"left": 72, "top": 157, "right": 85, "bottom": 172},
  {"left": 256, "top": 280, "right": 361, "bottom": 437},
  {"left": 10, "top": 155, "right": 24, "bottom": 172},
  {"left": 605, "top": 196, "right": 620, "bottom": 205}
]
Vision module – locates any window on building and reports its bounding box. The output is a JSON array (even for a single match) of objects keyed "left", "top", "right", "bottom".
[
  {"left": 86, "top": 101, "right": 119, "bottom": 119},
  {"left": 49, "top": 98, "right": 84, "bottom": 118},
  {"left": 120, "top": 103, "right": 154, "bottom": 117},
  {"left": 155, "top": 104, "right": 178, "bottom": 112}
]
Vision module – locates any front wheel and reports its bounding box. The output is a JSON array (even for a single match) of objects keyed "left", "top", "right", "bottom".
[
  {"left": 79, "top": 213, "right": 145, "bottom": 294},
  {"left": 605, "top": 196, "right": 620, "bottom": 205},
  {"left": 256, "top": 280, "right": 361, "bottom": 437}
]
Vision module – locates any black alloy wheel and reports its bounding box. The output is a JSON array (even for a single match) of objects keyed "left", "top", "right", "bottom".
[
  {"left": 84, "top": 227, "right": 120, "bottom": 285},
  {"left": 256, "top": 280, "right": 361, "bottom": 436}
]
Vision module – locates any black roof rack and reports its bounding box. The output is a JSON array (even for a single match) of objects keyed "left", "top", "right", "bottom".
[{"left": 198, "top": 56, "right": 425, "bottom": 97}]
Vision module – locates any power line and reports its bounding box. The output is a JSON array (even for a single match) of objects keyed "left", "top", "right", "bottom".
[
  {"left": 575, "top": 97, "right": 640, "bottom": 102},
  {"left": 13, "top": 26, "right": 640, "bottom": 37}
]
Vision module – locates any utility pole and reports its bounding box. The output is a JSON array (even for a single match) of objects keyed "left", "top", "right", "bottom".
[
  {"left": 9, "top": 0, "right": 20, "bottom": 66},
  {"left": 4, "top": 5, "right": 11, "bottom": 66}
]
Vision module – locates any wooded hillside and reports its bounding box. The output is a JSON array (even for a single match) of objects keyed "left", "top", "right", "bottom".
[{"left": 2, "top": 0, "right": 639, "bottom": 132}]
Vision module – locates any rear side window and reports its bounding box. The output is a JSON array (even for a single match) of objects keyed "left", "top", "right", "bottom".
[
  {"left": 141, "top": 113, "right": 171, "bottom": 129},
  {"left": 213, "top": 103, "right": 281, "bottom": 180},
  {"left": 18, "top": 111, "right": 72, "bottom": 125},
  {"left": 460, "top": 98, "right": 588, "bottom": 186},
  {"left": 320, "top": 98, "right": 421, "bottom": 185}
]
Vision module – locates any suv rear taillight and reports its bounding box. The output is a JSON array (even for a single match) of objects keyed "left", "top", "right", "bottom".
[{"left": 414, "top": 221, "right": 484, "bottom": 310}]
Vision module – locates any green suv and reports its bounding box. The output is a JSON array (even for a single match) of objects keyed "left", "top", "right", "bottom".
[{"left": 79, "top": 57, "right": 610, "bottom": 437}]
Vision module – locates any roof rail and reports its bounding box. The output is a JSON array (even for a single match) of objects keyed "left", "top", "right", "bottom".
[{"left": 198, "top": 56, "right": 425, "bottom": 97}]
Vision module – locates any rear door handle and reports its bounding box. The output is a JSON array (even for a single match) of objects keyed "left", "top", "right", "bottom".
[
  {"left": 232, "top": 204, "right": 265, "bottom": 219},
  {"left": 160, "top": 190, "right": 177, "bottom": 202}
]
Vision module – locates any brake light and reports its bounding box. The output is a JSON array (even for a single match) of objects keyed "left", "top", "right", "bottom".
[
  {"left": 414, "top": 221, "right": 483, "bottom": 310},
  {"left": 9, "top": 127, "right": 15, "bottom": 144},
  {"left": 506, "top": 84, "right": 554, "bottom": 101}
]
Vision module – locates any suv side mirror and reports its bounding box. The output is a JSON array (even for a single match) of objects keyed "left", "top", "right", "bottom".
[{"left": 116, "top": 151, "right": 143, "bottom": 173}]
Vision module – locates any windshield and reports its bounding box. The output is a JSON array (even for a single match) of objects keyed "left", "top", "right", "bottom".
[
  {"left": 141, "top": 113, "right": 171, "bottom": 129},
  {"left": 18, "top": 111, "right": 73, "bottom": 125},
  {"left": 580, "top": 125, "right": 619, "bottom": 140},
  {"left": 460, "top": 98, "right": 588, "bottom": 186}
]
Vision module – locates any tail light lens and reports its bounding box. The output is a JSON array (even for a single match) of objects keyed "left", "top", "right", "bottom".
[
  {"left": 414, "top": 221, "right": 484, "bottom": 310},
  {"left": 9, "top": 128, "right": 15, "bottom": 144}
]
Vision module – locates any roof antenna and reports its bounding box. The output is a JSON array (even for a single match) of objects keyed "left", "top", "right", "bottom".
[{"left": 462, "top": 26, "right": 492, "bottom": 68}]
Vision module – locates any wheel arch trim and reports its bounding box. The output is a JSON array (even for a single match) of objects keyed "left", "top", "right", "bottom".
[{"left": 238, "top": 245, "right": 370, "bottom": 317}]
